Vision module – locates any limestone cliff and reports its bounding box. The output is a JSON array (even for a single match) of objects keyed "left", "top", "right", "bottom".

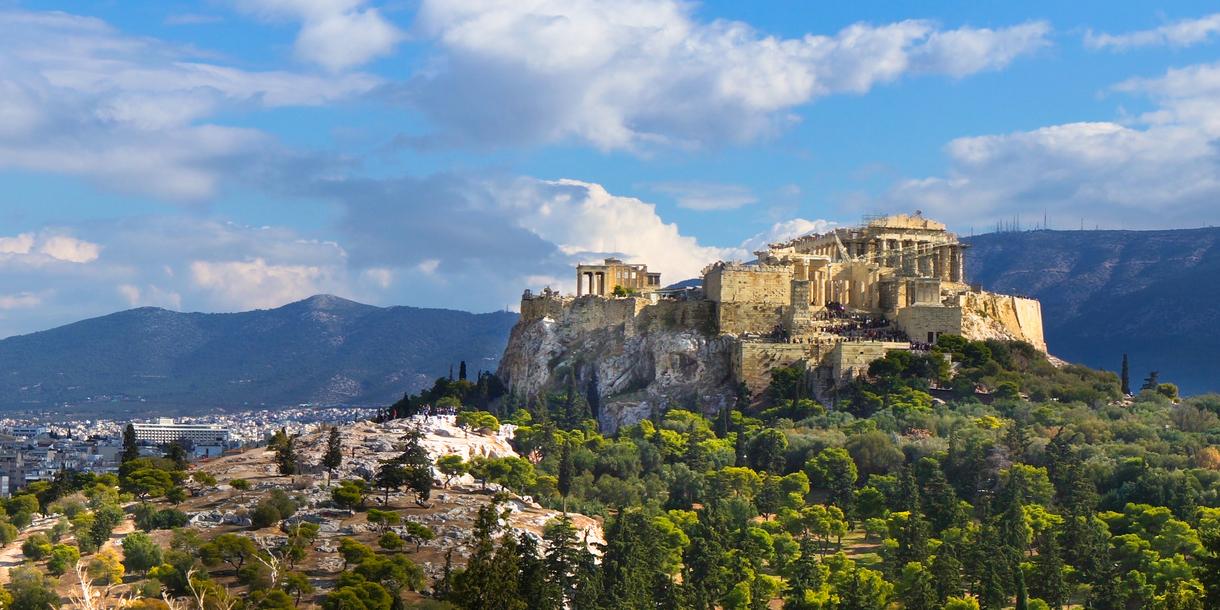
[{"left": 497, "top": 294, "right": 737, "bottom": 432}]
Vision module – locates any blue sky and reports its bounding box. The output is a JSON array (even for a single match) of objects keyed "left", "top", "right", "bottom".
[{"left": 1, "top": 1, "right": 1219, "bottom": 336}]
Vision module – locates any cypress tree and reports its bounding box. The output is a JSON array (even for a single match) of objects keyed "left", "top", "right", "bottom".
[
  {"left": 1031, "top": 530, "right": 1068, "bottom": 610},
  {"left": 458, "top": 360, "right": 467, "bottom": 381},
  {"left": 1120, "top": 353, "right": 1130, "bottom": 395},
  {"left": 931, "top": 542, "right": 963, "bottom": 603},
  {"left": 557, "top": 443, "right": 574, "bottom": 513},
  {"left": 322, "top": 426, "right": 343, "bottom": 487},
  {"left": 121, "top": 424, "right": 140, "bottom": 463},
  {"left": 517, "top": 531, "right": 549, "bottom": 610}
]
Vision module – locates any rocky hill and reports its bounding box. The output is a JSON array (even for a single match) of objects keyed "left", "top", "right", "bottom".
[
  {"left": 0, "top": 295, "right": 518, "bottom": 410},
  {"left": 965, "top": 228, "right": 1220, "bottom": 395}
]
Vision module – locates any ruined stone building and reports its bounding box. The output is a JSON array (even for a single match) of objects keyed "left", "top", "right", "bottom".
[
  {"left": 576, "top": 258, "right": 662, "bottom": 296},
  {"left": 500, "top": 214, "right": 1047, "bottom": 429}
]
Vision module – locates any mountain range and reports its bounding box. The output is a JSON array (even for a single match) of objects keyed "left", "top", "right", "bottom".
[
  {"left": 0, "top": 295, "right": 517, "bottom": 411},
  {"left": 965, "top": 227, "right": 1220, "bottom": 396}
]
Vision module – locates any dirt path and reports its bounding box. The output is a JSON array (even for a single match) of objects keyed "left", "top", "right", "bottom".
[
  {"left": 0, "top": 516, "right": 58, "bottom": 584},
  {"left": 0, "top": 515, "right": 136, "bottom": 586}
]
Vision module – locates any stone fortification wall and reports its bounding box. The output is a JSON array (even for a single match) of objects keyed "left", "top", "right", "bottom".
[
  {"left": 717, "top": 303, "right": 785, "bottom": 336},
  {"left": 636, "top": 299, "right": 716, "bottom": 335},
  {"left": 959, "top": 292, "right": 1046, "bottom": 351},
  {"left": 896, "top": 305, "right": 963, "bottom": 344},
  {"left": 520, "top": 293, "right": 572, "bottom": 322},
  {"left": 735, "top": 341, "right": 836, "bottom": 393},
  {"left": 829, "top": 341, "right": 907, "bottom": 382},
  {"left": 704, "top": 263, "right": 792, "bottom": 304}
]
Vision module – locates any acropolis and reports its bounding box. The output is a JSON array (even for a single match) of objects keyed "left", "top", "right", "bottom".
[{"left": 511, "top": 213, "right": 1045, "bottom": 400}]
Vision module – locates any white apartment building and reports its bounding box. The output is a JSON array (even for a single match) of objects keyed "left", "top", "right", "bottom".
[{"left": 131, "top": 418, "right": 229, "bottom": 447}]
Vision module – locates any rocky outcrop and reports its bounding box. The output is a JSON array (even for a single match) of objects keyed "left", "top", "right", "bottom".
[{"left": 498, "top": 296, "right": 736, "bottom": 432}]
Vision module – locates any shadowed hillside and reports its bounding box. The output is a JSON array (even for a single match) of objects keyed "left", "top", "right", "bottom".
[
  {"left": 965, "top": 228, "right": 1220, "bottom": 395},
  {"left": 0, "top": 295, "right": 518, "bottom": 410}
]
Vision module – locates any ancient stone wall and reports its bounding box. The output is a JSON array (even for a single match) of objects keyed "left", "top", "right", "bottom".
[
  {"left": 636, "top": 299, "right": 716, "bottom": 335},
  {"left": 705, "top": 264, "right": 793, "bottom": 304},
  {"left": 829, "top": 341, "right": 907, "bottom": 382},
  {"left": 520, "top": 293, "right": 572, "bottom": 322},
  {"left": 895, "top": 305, "right": 964, "bottom": 344},
  {"left": 717, "top": 303, "right": 785, "bottom": 335},
  {"left": 735, "top": 341, "right": 830, "bottom": 393}
]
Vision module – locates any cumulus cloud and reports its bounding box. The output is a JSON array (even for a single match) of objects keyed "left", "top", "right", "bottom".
[
  {"left": 38, "top": 236, "right": 101, "bottom": 264},
  {"left": 398, "top": 0, "right": 1049, "bottom": 150},
  {"left": 190, "top": 258, "right": 341, "bottom": 309},
  {"left": 235, "top": 0, "right": 404, "bottom": 71},
  {"left": 883, "top": 60, "right": 1220, "bottom": 230},
  {"left": 0, "top": 9, "right": 378, "bottom": 201},
  {"left": 1085, "top": 13, "right": 1220, "bottom": 50},
  {"left": 735, "top": 218, "right": 837, "bottom": 257},
  {"left": 0, "top": 232, "right": 101, "bottom": 265}
]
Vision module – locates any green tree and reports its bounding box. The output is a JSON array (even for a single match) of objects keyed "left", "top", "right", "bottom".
[
  {"left": 121, "top": 423, "right": 140, "bottom": 464},
  {"left": 6, "top": 566, "right": 59, "bottom": 610},
  {"left": 280, "top": 571, "right": 315, "bottom": 605},
  {"left": 804, "top": 447, "right": 858, "bottom": 518},
  {"left": 46, "top": 543, "right": 80, "bottom": 576},
  {"left": 437, "top": 454, "right": 467, "bottom": 488},
  {"left": 898, "top": 561, "right": 939, "bottom": 610},
  {"left": 322, "top": 425, "right": 343, "bottom": 486},
  {"left": 201, "top": 533, "right": 258, "bottom": 573},
  {"left": 122, "top": 531, "right": 163, "bottom": 576},
  {"left": 271, "top": 428, "right": 298, "bottom": 476}
]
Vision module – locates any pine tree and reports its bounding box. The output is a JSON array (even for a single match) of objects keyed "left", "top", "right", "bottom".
[
  {"left": 271, "top": 428, "right": 297, "bottom": 476},
  {"left": 1202, "top": 531, "right": 1220, "bottom": 610},
  {"left": 1120, "top": 353, "right": 1131, "bottom": 395},
  {"left": 121, "top": 424, "right": 140, "bottom": 463},
  {"left": 545, "top": 515, "right": 599, "bottom": 610},
  {"left": 1141, "top": 370, "right": 1160, "bottom": 392},
  {"left": 601, "top": 510, "right": 672, "bottom": 609},
  {"left": 931, "top": 543, "right": 964, "bottom": 603},
  {"left": 1031, "top": 530, "right": 1068, "bottom": 610},
  {"left": 452, "top": 503, "right": 526, "bottom": 610},
  {"left": 1015, "top": 569, "right": 1029, "bottom": 610},
  {"left": 322, "top": 426, "right": 343, "bottom": 487},
  {"left": 397, "top": 425, "right": 433, "bottom": 504},
  {"left": 517, "top": 531, "right": 550, "bottom": 609}
]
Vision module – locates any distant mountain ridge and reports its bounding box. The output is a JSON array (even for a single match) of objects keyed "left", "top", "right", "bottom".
[
  {"left": 0, "top": 295, "right": 518, "bottom": 410},
  {"left": 964, "top": 228, "right": 1220, "bottom": 395}
]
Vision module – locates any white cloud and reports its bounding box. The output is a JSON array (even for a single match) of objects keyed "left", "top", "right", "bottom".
[
  {"left": 509, "top": 178, "right": 735, "bottom": 283},
  {"left": 652, "top": 182, "right": 758, "bottom": 211},
  {"left": 0, "top": 234, "right": 34, "bottom": 255},
  {"left": 0, "top": 292, "right": 43, "bottom": 310},
  {"left": 190, "top": 258, "right": 340, "bottom": 310},
  {"left": 235, "top": 0, "right": 403, "bottom": 71},
  {"left": 0, "top": 9, "right": 379, "bottom": 201},
  {"left": 117, "top": 284, "right": 183, "bottom": 309},
  {"left": 1085, "top": 13, "right": 1220, "bottom": 50},
  {"left": 883, "top": 60, "right": 1220, "bottom": 229},
  {"left": 0, "top": 232, "right": 100, "bottom": 265},
  {"left": 38, "top": 235, "right": 101, "bottom": 263},
  {"left": 402, "top": 0, "right": 1049, "bottom": 150},
  {"left": 735, "top": 218, "right": 837, "bottom": 257}
]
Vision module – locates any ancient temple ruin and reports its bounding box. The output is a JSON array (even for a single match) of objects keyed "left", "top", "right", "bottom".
[{"left": 511, "top": 214, "right": 1045, "bottom": 400}]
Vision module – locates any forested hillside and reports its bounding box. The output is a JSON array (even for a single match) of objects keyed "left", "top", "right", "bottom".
[
  {"left": 965, "top": 228, "right": 1220, "bottom": 395},
  {"left": 0, "top": 295, "right": 517, "bottom": 410}
]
